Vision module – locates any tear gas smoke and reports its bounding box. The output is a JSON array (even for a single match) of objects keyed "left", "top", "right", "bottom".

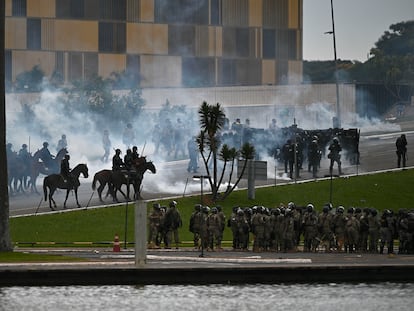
[{"left": 5, "top": 86, "right": 401, "bottom": 195}]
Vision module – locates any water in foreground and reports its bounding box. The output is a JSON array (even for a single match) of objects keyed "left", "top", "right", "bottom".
[{"left": 1, "top": 282, "right": 413, "bottom": 311}]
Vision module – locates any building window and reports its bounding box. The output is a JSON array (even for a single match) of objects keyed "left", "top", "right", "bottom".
[
  {"left": 99, "top": 22, "right": 126, "bottom": 53},
  {"left": 56, "top": 0, "right": 100, "bottom": 19},
  {"left": 100, "top": 0, "right": 127, "bottom": 21},
  {"left": 5, "top": 50, "right": 12, "bottom": 90},
  {"left": 84, "top": 53, "right": 98, "bottom": 79},
  {"left": 263, "top": 29, "right": 275, "bottom": 59},
  {"left": 68, "top": 52, "right": 83, "bottom": 81},
  {"left": 182, "top": 57, "right": 215, "bottom": 87},
  {"left": 12, "top": 0, "right": 27, "bottom": 17},
  {"left": 219, "top": 59, "right": 236, "bottom": 86},
  {"left": 27, "top": 19, "right": 41, "bottom": 50},
  {"left": 169, "top": 25, "right": 195, "bottom": 56},
  {"left": 223, "top": 28, "right": 249, "bottom": 58},
  {"left": 263, "top": 0, "right": 288, "bottom": 28},
  {"left": 126, "top": 55, "right": 141, "bottom": 87},
  {"left": 210, "top": 0, "right": 221, "bottom": 25},
  {"left": 236, "top": 28, "right": 249, "bottom": 58},
  {"left": 154, "top": 0, "right": 209, "bottom": 24},
  {"left": 287, "top": 30, "right": 297, "bottom": 60}
]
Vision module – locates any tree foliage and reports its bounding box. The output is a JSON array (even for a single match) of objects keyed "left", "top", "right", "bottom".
[
  {"left": 196, "top": 102, "right": 255, "bottom": 202},
  {"left": 305, "top": 20, "right": 414, "bottom": 105}
]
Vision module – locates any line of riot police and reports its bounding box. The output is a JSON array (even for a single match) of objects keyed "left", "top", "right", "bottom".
[
  {"left": 225, "top": 203, "right": 414, "bottom": 254},
  {"left": 220, "top": 120, "right": 360, "bottom": 178}
]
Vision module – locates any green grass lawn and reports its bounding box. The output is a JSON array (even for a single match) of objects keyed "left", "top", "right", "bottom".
[
  {"left": 9, "top": 169, "right": 414, "bottom": 247},
  {"left": 0, "top": 251, "right": 86, "bottom": 262}
]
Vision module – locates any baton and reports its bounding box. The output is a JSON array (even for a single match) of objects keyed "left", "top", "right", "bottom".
[
  {"left": 86, "top": 191, "right": 94, "bottom": 208},
  {"left": 35, "top": 197, "right": 43, "bottom": 216},
  {"left": 141, "top": 140, "right": 147, "bottom": 156}
]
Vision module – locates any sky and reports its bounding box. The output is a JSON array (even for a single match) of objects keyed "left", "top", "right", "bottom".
[{"left": 303, "top": 0, "right": 414, "bottom": 61}]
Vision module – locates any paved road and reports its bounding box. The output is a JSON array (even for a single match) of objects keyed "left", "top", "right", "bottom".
[{"left": 9, "top": 130, "right": 414, "bottom": 216}]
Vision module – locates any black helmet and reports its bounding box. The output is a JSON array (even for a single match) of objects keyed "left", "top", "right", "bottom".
[
  {"left": 194, "top": 204, "right": 202, "bottom": 211},
  {"left": 348, "top": 207, "right": 355, "bottom": 214},
  {"left": 115, "top": 149, "right": 121, "bottom": 154},
  {"left": 43, "top": 142, "right": 49, "bottom": 147},
  {"left": 153, "top": 203, "right": 160, "bottom": 209},
  {"left": 22, "top": 144, "right": 27, "bottom": 148}
]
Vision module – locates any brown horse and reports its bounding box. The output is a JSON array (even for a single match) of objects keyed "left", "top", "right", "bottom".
[
  {"left": 92, "top": 159, "right": 156, "bottom": 202},
  {"left": 30, "top": 148, "right": 67, "bottom": 194},
  {"left": 43, "top": 163, "right": 89, "bottom": 210}
]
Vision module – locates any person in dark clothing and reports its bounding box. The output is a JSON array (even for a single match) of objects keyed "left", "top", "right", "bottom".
[
  {"left": 328, "top": 137, "right": 342, "bottom": 175},
  {"left": 39, "top": 142, "right": 54, "bottom": 168},
  {"left": 396, "top": 134, "right": 407, "bottom": 168},
  {"left": 60, "top": 154, "right": 73, "bottom": 185},
  {"left": 112, "top": 149, "right": 124, "bottom": 171},
  {"left": 187, "top": 136, "right": 199, "bottom": 173},
  {"left": 124, "top": 149, "right": 133, "bottom": 170},
  {"left": 282, "top": 140, "right": 291, "bottom": 174},
  {"left": 307, "top": 139, "right": 320, "bottom": 178}
]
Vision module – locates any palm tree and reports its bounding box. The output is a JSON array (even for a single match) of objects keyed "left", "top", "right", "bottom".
[{"left": 196, "top": 102, "right": 255, "bottom": 202}]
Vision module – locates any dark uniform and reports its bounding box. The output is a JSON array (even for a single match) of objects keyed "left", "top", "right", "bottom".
[
  {"left": 396, "top": 134, "right": 407, "bottom": 168},
  {"left": 112, "top": 149, "right": 124, "bottom": 171},
  {"left": 60, "top": 154, "right": 73, "bottom": 185},
  {"left": 328, "top": 138, "right": 342, "bottom": 175},
  {"left": 39, "top": 142, "right": 54, "bottom": 168},
  {"left": 124, "top": 149, "right": 133, "bottom": 170}
]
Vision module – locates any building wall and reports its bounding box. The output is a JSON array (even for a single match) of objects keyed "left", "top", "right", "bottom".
[{"left": 5, "top": 0, "right": 303, "bottom": 88}]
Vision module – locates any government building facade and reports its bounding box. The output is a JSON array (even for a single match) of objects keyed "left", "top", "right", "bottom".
[{"left": 5, "top": 0, "right": 303, "bottom": 89}]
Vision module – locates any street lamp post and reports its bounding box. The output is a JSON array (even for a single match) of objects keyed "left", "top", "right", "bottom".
[
  {"left": 328, "top": 0, "right": 341, "bottom": 128},
  {"left": 193, "top": 175, "right": 209, "bottom": 205}
]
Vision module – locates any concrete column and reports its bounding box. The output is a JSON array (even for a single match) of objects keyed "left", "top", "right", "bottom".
[{"left": 135, "top": 200, "right": 147, "bottom": 267}]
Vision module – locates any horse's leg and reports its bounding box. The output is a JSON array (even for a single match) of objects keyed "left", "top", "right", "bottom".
[
  {"left": 31, "top": 175, "right": 38, "bottom": 194},
  {"left": 119, "top": 186, "right": 128, "bottom": 201},
  {"left": 98, "top": 182, "right": 105, "bottom": 202},
  {"left": 48, "top": 187, "right": 56, "bottom": 211},
  {"left": 74, "top": 188, "right": 81, "bottom": 208},
  {"left": 63, "top": 189, "right": 70, "bottom": 209}
]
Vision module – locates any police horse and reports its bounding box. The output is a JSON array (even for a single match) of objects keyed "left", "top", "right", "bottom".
[
  {"left": 43, "top": 163, "right": 89, "bottom": 210},
  {"left": 92, "top": 158, "right": 156, "bottom": 202},
  {"left": 29, "top": 148, "right": 68, "bottom": 194}
]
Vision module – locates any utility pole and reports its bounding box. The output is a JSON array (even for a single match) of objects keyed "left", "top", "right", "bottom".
[
  {"left": 330, "top": 0, "right": 341, "bottom": 128},
  {"left": 0, "top": 1, "right": 13, "bottom": 252}
]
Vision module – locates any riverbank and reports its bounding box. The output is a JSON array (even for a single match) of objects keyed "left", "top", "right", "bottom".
[{"left": 1, "top": 248, "right": 414, "bottom": 286}]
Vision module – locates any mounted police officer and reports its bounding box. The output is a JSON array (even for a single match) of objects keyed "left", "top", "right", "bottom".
[
  {"left": 60, "top": 154, "right": 74, "bottom": 186},
  {"left": 124, "top": 149, "right": 133, "bottom": 171},
  {"left": 112, "top": 149, "right": 124, "bottom": 171},
  {"left": 39, "top": 142, "right": 55, "bottom": 169}
]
